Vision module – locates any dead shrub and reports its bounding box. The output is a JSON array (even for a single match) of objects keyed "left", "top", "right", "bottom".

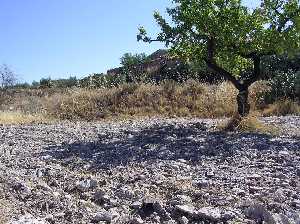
[
  {"left": 263, "top": 99, "right": 300, "bottom": 116},
  {"left": 219, "top": 114, "right": 280, "bottom": 135},
  {"left": 0, "top": 80, "right": 298, "bottom": 122}
]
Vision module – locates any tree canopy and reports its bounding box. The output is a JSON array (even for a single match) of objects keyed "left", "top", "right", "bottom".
[
  {"left": 138, "top": 0, "right": 300, "bottom": 88},
  {"left": 120, "top": 53, "right": 149, "bottom": 67},
  {"left": 138, "top": 0, "right": 300, "bottom": 115}
]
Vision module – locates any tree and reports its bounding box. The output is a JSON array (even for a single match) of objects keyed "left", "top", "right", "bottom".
[
  {"left": 120, "top": 53, "right": 150, "bottom": 82},
  {"left": 53, "top": 76, "right": 78, "bottom": 88},
  {"left": 138, "top": 0, "right": 300, "bottom": 116},
  {"left": 39, "top": 77, "right": 53, "bottom": 88},
  {"left": 120, "top": 53, "right": 149, "bottom": 67},
  {"left": 0, "top": 64, "right": 17, "bottom": 88}
]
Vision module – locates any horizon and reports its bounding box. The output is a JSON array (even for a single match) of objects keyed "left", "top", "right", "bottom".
[{"left": 0, "top": 0, "right": 260, "bottom": 83}]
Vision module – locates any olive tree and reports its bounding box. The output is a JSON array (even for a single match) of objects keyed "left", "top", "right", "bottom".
[{"left": 138, "top": 0, "right": 300, "bottom": 116}]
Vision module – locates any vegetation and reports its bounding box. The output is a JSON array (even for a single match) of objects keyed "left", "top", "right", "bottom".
[
  {"left": 120, "top": 53, "right": 149, "bottom": 67},
  {"left": 219, "top": 114, "right": 280, "bottom": 135},
  {"left": 138, "top": 0, "right": 300, "bottom": 116},
  {"left": 0, "top": 111, "right": 48, "bottom": 124},
  {"left": 0, "top": 64, "right": 17, "bottom": 88},
  {"left": 0, "top": 52, "right": 299, "bottom": 124},
  {"left": 262, "top": 55, "right": 300, "bottom": 101},
  {"left": 120, "top": 53, "right": 151, "bottom": 83},
  {"left": 1, "top": 1, "right": 299, "bottom": 124},
  {"left": 1, "top": 80, "right": 298, "bottom": 124}
]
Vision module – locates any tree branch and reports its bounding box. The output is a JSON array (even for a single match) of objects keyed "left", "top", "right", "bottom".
[
  {"left": 272, "top": 0, "right": 300, "bottom": 32},
  {"left": 204, "top": 59, "right": 243, "bottom": 89},
  {"left": 207, "top": 38, "right": 215, "bottom": 62},
  {"left": 244, "top": 56, "right": 261, "bottom": 87}
]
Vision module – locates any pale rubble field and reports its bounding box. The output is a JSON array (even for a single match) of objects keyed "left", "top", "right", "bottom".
[{"left": 0, "top": 116, "right": 299, "bottom": 224}]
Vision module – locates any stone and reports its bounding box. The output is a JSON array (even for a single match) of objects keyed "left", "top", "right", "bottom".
[
  {"left": 197, "top": 207, "right": 222, "bottom": 222},
  {"left": 244, "top": 203, "right": 275, "bottom": 223},
  {"left": 175, "top": 205, "right": 198, "bottom": 217},
  {"left": 37, "top": 182, "right": 53, "bottom": 192},
  {"left": 221, "top": 210, "right": 236, "bottom": 221},
  {"left": 193, "top": 179, "right": 209, "bottom": 188},
  {"left": 91, "top": 210, "right": 113, "bottom": 222},
  {"left": 130, "top": 216, "right": 144, "bottom": 224},
  {"left": 233, "top": 188, "right": 246, "bottom": 197},
  {"left": 246, "top": 174, "right": 262, "bottom": 180},
  {"left": 93, "top": 190, "right": 110, "bottom": 204},
  {"left": 152, "top": 215, "right": 161, "bottom": 223},
  {"left": 1, "top": 116, "right": 300, "bottom": 224},
  {"left": 36, "top": 169, "right": 43, "bottom": 178},
  {"left": 170, "top": 195, "right": 192, "bottom": 205},
  {"left": 76, "top": 178, "right": 98, "bottom": 191},
  {"left": 12, "top": 181, "right": 31, "bottom": 199},
  {"left": 139, "top": 198, "right": 169, "bottom": 220},
  {"left": 272, "top": 213, "right": 293, "bottom": 224},
  {"left": 296, "top": 168, "right": 300, "bottom": 177},
  {"left": 273, "top": 190, "right": 285, "bottom": 203},
  {"left": 10, "top": 214, "right": 47, "bottom": 224},
  {"left": 178, "top": 216, "right": 189, "bottom": 224},
  {"left": 249, "top": 186, "right": 264, "bottom": 194},
  {"left": 206, "top": 171, "right": 215, "bottom": 178},
  {"left": 131, "top": 201, "right": 143, "bottom": 210},
  {"left": 115, "top": 186, "right": 135, "bottom": 200},
  {"left": 291, "top": 199, "right": 300, "bottom": 209},
  {"left": 163, "top": 220, "right": 177, "bottom": 224},
  {"left": 278, "top": 150, "right": 290, "bottom": 156}
]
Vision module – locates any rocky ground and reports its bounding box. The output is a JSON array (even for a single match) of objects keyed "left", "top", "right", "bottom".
[{"left": 0, "top": 116, "right": 299, "bottom": 224}]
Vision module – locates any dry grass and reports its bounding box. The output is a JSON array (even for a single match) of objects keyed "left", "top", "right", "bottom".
[
  {"left": 219, "top": 114, "right": 280, "bottom": 135},
  {"left": 263, "top": 99, "right": 300, "bottom": 116},
  {"left": 43, "top": 81, "right": 241, "bottom": 120},
  {"left": 0, "top": 80, "right": 297, "bottom": 123},
  {"left": 0, "top": 111, "right": 50, "bottom": 125}
]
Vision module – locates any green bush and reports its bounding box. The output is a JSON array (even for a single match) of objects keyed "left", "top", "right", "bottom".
[{"left": 266, "top": 70, "right": 300, "bottom": 102}]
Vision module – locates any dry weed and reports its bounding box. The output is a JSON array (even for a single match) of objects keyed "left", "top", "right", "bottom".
[
  {"left": 263, "top": 99, "right": 300, "bottom": 116},
  {"left": 219, "top": 114, "right": 280, "bottom": 135},
  {"left": 0, "top": 111, "right": 49, "bottom": 124},
  {"left": 0, "top": 81, "right": 297, "bottom": 121}
]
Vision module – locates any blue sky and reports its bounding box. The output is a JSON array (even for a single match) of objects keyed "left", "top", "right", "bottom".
[{"left": 0, "top": 0, "right": 260, "bottom": 83}]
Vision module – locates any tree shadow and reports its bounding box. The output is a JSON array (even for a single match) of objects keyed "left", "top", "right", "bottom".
[{"left": 41, "top": 122, "right": 300, "bottom": 170}]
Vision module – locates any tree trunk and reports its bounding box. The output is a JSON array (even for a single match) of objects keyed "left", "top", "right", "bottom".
[{"left": 237, "top": 88, "right": 250, "bottom": 117}]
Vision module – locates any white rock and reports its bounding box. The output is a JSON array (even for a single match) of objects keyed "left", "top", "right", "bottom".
[
  {"left": 130, "top": 216, "right": 144, "bottom": 224},
  {"left": 92, "top": 210, "right": 113, "bottom": 222},
  {"left": 246, "top": 174, "right": 262, "bottom": 180},
  {"left": 10, "top": 214, "right": 47, "bottom": 224},
  {"left": 175, "top": 205, "right": 198, "bottom": 216},
  {"left": 170, "top": 195, "right": 192, "bottom": 205},
  {"left": 76, "top": 178, "right": 97, "bottom": 191},
  {"left": 197, "top": 207, "right": 222, "bottom": 221},
  {"left": 178, "top": 216, "right": 189, "bottom": 224},
  {"left": 131, "top": 201, "right": 143, "bottom": 209},
  {"left": 193, "top": 179, "right": 209, "bottom": 188}
]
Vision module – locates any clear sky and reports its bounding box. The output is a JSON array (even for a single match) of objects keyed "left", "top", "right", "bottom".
[{"left": 0, "top": 0, "right": 260, "bottom": 83}]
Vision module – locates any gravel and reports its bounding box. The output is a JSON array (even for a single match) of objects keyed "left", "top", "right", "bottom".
[{"left": 0, "top": 116, "right": 299, "bottom": 223}]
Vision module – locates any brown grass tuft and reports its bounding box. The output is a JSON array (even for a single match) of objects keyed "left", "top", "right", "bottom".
[
  {"left": 263, "top": 99, "right": 300, "bottom": 116},
  {"left": 42, "top": 81, "right": 240, "bottom": 120},
  {"left": 0, "top": 80, "right": 298, "bottom": 121},
  {"left": 219, "top": 114, "right": 280, "bottom": 135},
  {"left": 0, "top": 111, "right": 50, "bottom": 124}
]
